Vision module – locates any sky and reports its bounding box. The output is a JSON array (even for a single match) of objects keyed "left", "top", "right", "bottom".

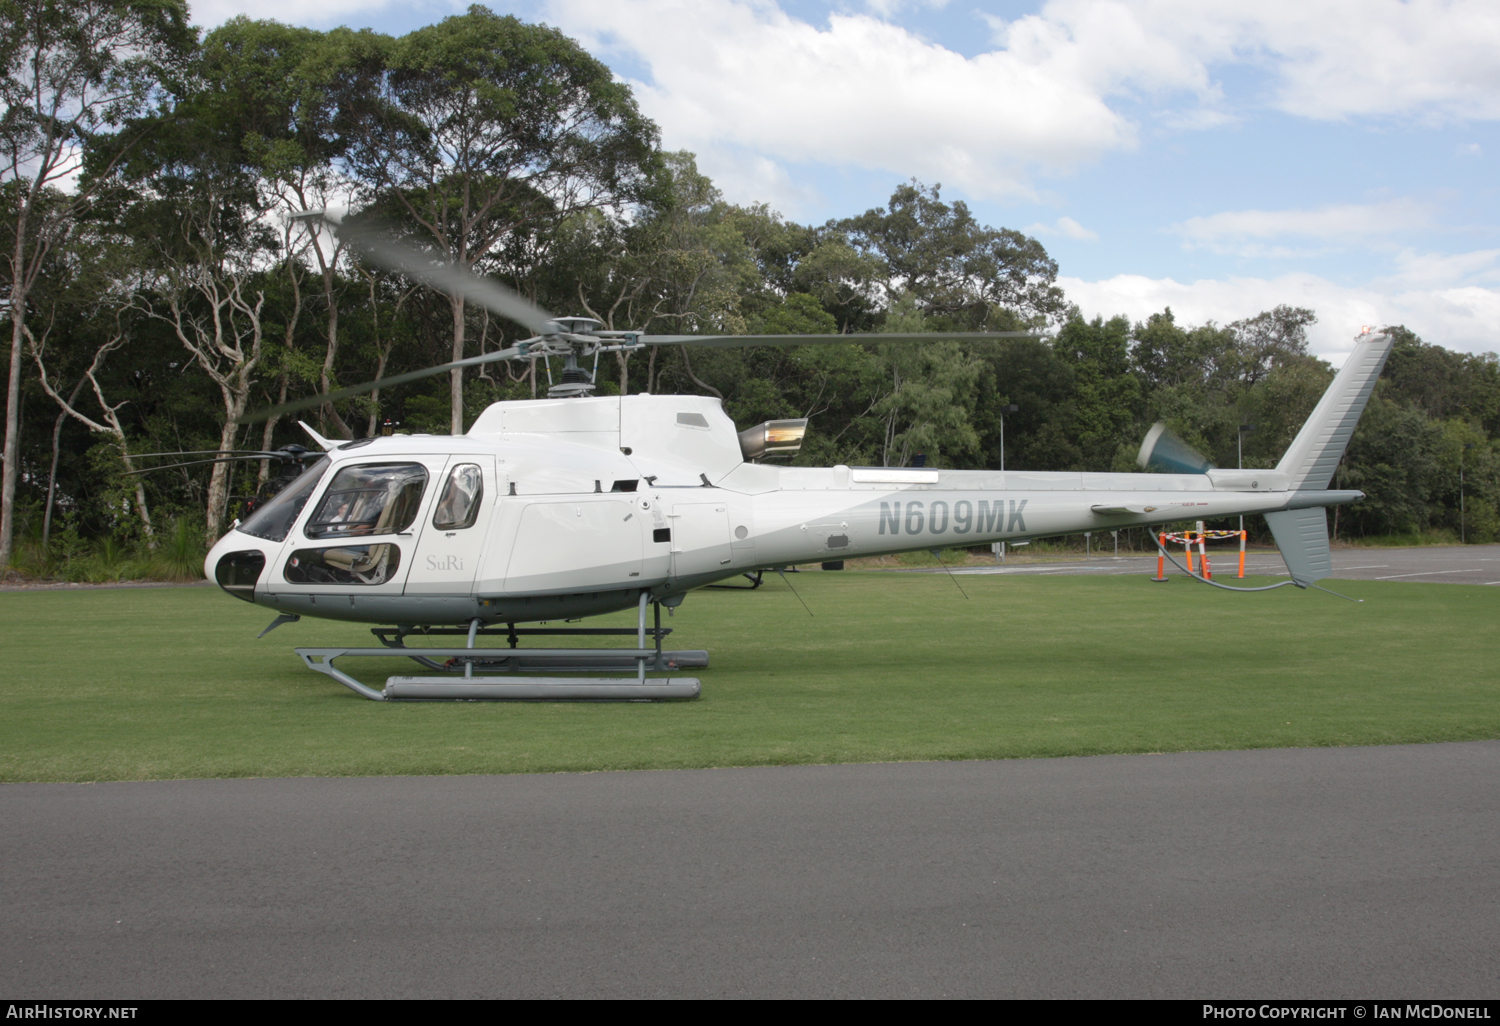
[{"left": 191, "top": 0, "right": 1500, "bottom": 364}]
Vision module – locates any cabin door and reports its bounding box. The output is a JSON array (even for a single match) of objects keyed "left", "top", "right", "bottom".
[
  {"left": 271, "top": 455, "right": 446, "bottom": 597},
  {"left": 405, "top": 456, "right": 497, "bottom": 595}
]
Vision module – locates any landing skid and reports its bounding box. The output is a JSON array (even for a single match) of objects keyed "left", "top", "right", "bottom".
[{"left": 295, "top": 595, "right": 703, "bottom": 701}]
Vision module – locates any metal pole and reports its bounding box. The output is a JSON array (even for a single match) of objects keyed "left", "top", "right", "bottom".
[
  {"left": 1238, "top": 426, "right": 1245, "bottom": 534},
  {"left": 1237, "top": 424, "right": 1254, "bottom": 535},
  {"left": 465, "top": 617, "right": 480, "bottom": 678},
  {"left": 999, "top": 404, "right": 1018, "bottom": 473},
  {"left": 637, "top": 592, "right": 650, "bottom": 683}
]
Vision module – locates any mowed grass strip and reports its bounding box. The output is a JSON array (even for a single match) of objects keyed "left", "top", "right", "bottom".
[{"left": 1, "top": 571, "right": 1496, "bottom": 782}]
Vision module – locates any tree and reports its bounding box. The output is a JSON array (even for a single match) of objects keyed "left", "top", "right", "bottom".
[
  {"left": 0, "top": 0, "right": 192, "bottom": 566},
  {"left": 1053, "top": 313, "right": 1141, "bottom": 470},
  {"left": 350, "top": 6, "right": 661, "bottom": 433},
  {"left": 1337, "top": 392, "right": 1441, "bottom": 536},
  {"left": 841, "top": 181, "right": 1065, "bottom": 329},
  {"left": 1381, "top": 325, "right": 1500, "bottom": 431},
  {"left": 1227, "top": 305, "right": 1314, "bottom": 387},
  {"left": 873, "top": 293, "right": 981, "bottom": 467},
  {"left": 199, "top": 19, "right": 384, "bottom": 439},
  {"left": 33, "top": 322, "right": 156, "bottom": 540},
  {"left": 129, "top": 188, "right": 275, "bottom": 540},
  {"left": 555, "top": 152, "right": 759, "bottom": 396}
]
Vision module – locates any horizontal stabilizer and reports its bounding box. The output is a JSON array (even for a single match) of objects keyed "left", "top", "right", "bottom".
[{"left": 1264, "top": 507, "right": 1332, "bottom": 587}]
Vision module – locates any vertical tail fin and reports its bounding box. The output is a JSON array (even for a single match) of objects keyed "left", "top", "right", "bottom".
[
  {"left": 1275, "top": 332, "right": 1395, "bottom": 490},
  {"left": 1265, "top": 331, "right": 1393, "bottom": 588}
]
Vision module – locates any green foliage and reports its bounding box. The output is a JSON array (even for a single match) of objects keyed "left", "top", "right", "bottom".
[
  {"left": 8, "top": 516, "right": 203, "bottom": 582},
  {"left": 1054, "top": 313, "right": 1143, "bottom": 470},
  {"left": 1337, "top": 395, "right": 1441, "bottom": 535},
  {"left": 873, "top": 295, "right": 982, "bottom": 467},
  {"left": 840, "top": 181, "right": 1066, "bottom": 328}
]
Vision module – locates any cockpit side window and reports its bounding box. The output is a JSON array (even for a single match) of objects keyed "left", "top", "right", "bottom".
[
  {"left": 305, "top": 463, "right": 428, "bottom": 539},
  {"left": 433, "top": 463, "right": 484, "bottom": 530}
]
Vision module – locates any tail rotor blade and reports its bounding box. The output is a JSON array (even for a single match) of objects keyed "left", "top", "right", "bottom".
[{"left": 1137, "top": 422, "right": 1216, "bottom": 474}]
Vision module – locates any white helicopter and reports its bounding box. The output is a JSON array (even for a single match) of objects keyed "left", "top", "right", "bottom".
[{"left": 202, "top": 217, "right": 1393, "bottom": 701}]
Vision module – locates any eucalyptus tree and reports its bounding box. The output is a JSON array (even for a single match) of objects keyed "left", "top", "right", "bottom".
[
  {"left": 871, "top": 293, "right": 982, "bottom": 468},
  {"left": 840, "top": 181, "right": 1066, "bottom": 329},
  {"left": 539, "top": 152, "right": 758, "bottom": 397},
  {"left": 33, "top": 321, "right": 158, "bottom": 540},
  {"left": 101, "top": 62, "right": 289, "bottom": 540},
  {"left": 199, "top": 19, "right": 389, "bottom": 439},
  {"left": 0, "top": 0, "right": 192, "bottom": 566},
  {"left": 1227, "top": 305, "right": 1315, "bottom": 388},
  {"left": 350, "top": 6, "right": 661, "bottom": 433}
]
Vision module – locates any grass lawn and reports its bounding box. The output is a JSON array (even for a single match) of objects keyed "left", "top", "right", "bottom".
[{"left": 1, "top": 571, "right": 1497, "bottom": 782}]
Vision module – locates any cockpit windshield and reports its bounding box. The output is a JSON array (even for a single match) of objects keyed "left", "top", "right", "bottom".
[{"left": 238, "top": 457, "right": 331, "bottom": 543}]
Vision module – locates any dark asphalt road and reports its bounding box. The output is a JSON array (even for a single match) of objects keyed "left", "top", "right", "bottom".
[{"left": 4, "top": 742, "right": 1499, "bottom": 999}]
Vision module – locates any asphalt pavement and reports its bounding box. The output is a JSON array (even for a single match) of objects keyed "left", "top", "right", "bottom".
[{"left": 4, "top": 742, "right": 1499, "bottom": 999}]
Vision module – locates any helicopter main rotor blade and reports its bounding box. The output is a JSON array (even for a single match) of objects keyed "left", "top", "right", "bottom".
[
  {"left": 120, "top": 454, "right": 312, "bottom": 476},
  {"left": 235, "top": 346, "right": 527, "bottom": 425},
  {"left": 320, "top": 215, "right": 558, "bottom": 336},
  {"left": 128, "top": 449, "right": 304, "bottom": 459},
  {"left": 638, "top": 331, "right": 1043, "bottom": 348}
]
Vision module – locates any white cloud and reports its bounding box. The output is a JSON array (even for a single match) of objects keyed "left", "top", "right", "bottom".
[
  {"left": 534, "top": 0, "right": 1500, "bottom": 212},
  {"left": 1061, "top": 269, "right": 1500, "bottom": 362},
  {"left": 1169, "top": 198, "right": 1438, "bottom": 254},
  {"left": 1381, "top": 248, "right": 1500, "bottom": 290},
  {"left": 860, "top": 0, "right": 952, "bottom": 18},
  {"left": 1457, "top": 143, "right": 1483, "bottom": 157},
  {"left": 1011, "top": 0, "right": 1500, "bottom": 124},
  {"left": 694, "top": 145, "right": 826, "bottom": 219},
  {"left": 546, "top": 0, "right": 1152, "bottom": 202},
  {"left": 189, "top": 1, "right": 1500, "bottom": 214},
  {"left": 1235, "top": 0, "right": 1500, "bottom": 123},
  {"left": 1026, "top": 216, "right": 1100, "bottom": 241}
]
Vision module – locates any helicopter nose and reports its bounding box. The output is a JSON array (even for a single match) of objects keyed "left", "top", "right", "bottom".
[{"left": 210, "top": 547, "right": 268, "bottom": 604}]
